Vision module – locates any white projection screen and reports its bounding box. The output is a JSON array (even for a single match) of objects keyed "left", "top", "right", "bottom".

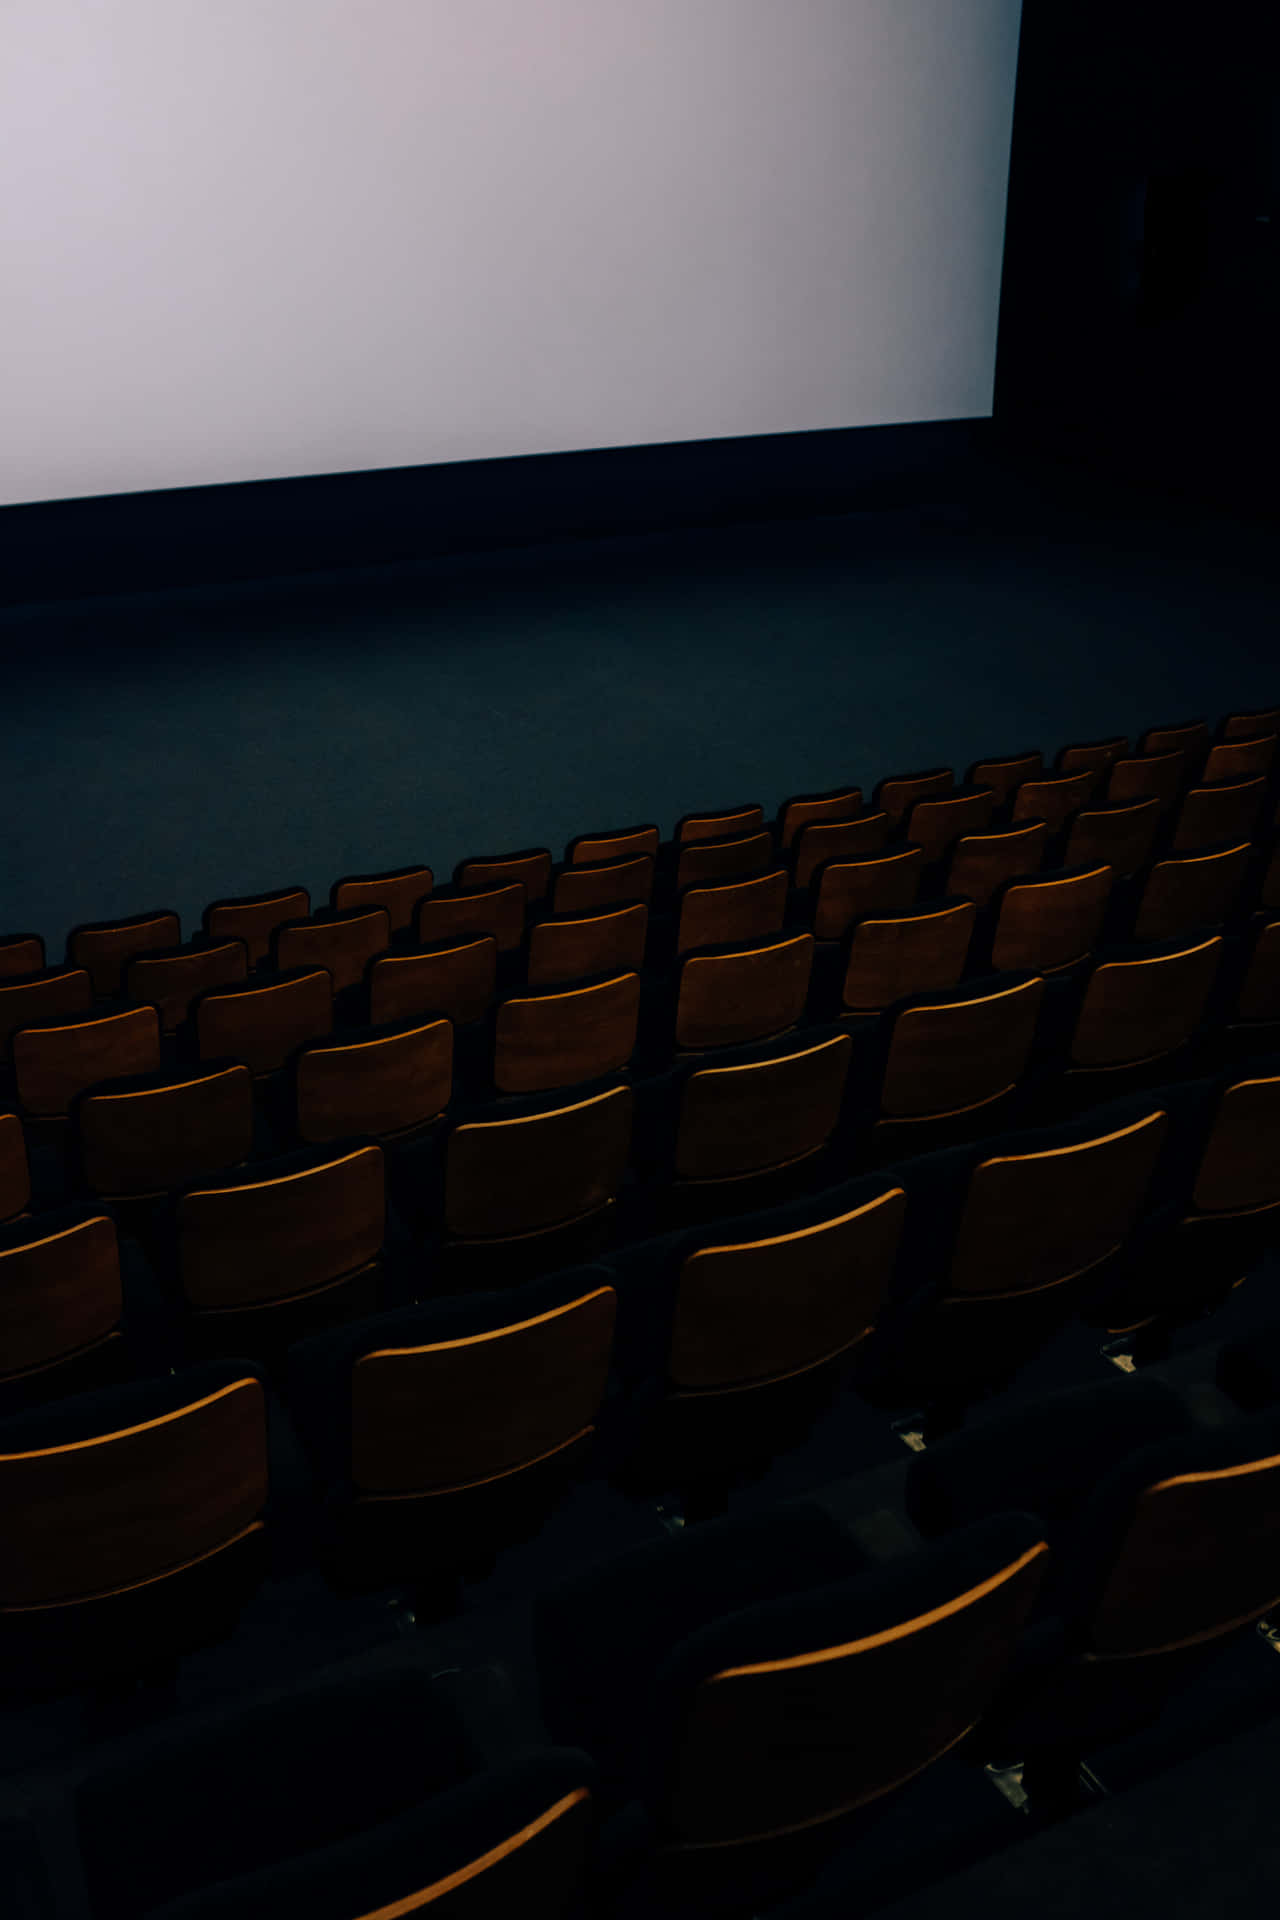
[{"left": 2, "top": 0, "right": 1023, "bottom": 507}]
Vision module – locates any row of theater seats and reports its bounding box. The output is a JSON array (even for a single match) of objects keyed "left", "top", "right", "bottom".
[{"left": 7, "top": 1318, "right": 1280, "bottom": 1919}]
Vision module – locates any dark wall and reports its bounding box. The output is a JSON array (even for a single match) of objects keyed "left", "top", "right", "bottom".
[{"left": 993, "top": 1, "right": 1280, "bottom": 516}]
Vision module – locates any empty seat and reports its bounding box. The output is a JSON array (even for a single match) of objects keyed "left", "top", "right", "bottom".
[
  {"left": 1201, "top": 733, "right": 1277, "bottom": 785},
  {"left": 456, "top": 848, "right": 553, "bottom": 906},
  {"left": 1129, "top": 842, "right": 1251, "bottom": 942},
  {"left": 674, "top": 869, "right": 787, "bottom": 959},
  {"left": 527, "top": 904, "right": 648, "bottom": 987},
  {"left": 0, "top": 965, "right": 93, "bottom": 1063},
  {"left": 1055, "top": 736, "right": 1128, "bottom": 792},
  {"left": 534, "top": 1502, "right": 1045, "bottom": 1897},
  {"left": 1066, "top": 935, "right": 1222, "bottom": 1079},
  {"left": 792, "top": 812, "right": 892, "bottom": 891},
  {"left": 67, "top": 910, "right": 181, "bottom": 998},
  {"left": 365, "top": 935, "right": 497, "bottom": 1028},
  {"left": 0, "top": 1115, "right": 31, "bottom": 1225},
  {"left": 987, "top": 865, "right": 1113, "bottom": 975},
  {"left": 1138, "top": 718, "right": 1210, "bottom": 759},
  {"left": 125, "top": 938, "right": 248, "bottom": 1034},
  {"left": 286, "top": 1273, "right": 617, "bottom": 1594},
  {"left": 194, "top": 968, "right": 333, "bottom": 1078},
  {"left": 675, "top": 804, "right": 766, "bottom": 845},
  {"left": 0, "top": 1210, "right": 127, "bottom": 1409},
  {"left": 1106, "top": 751, "right": 1186, "bottom": 815},
  {"left": 672, "top": 1032, "right": 853, "bottom": 1195},
  {"left": 872, "top": 767, "right": 953, "bottom": 826},
  {"left": 874, "top": 974, "right": 1045, "bottom": 1139},
  {"left": 903, "top": 787, "right": 997, "bottom": 867},
  {"left": 566, "top": 823, "right": 660, "bottom": 864},
  {"left": 1171, "top": 776, "right": 1267, "bottom": 853},
  {"left": 443, "top": 1082, "right": 633, "bottom": 1280},
  {"left": 1220, "top": 704, "right": 1280, "bottom": 741},
  {"left": 945, "top": 820, "right": 1048, "bottom": 907},
  {"left": 0, "top": 1359, "right": 269, "bottom": 1683},
  {"left": 175, "top": 1144, "right": 386, "bottom": 1354},
  {"left": 12, "top": 1006, "right": 163, "bottom": 1121},
  {"left": 0, "top": 934, "right": 44, "bottom": 980},
  {"left": 965, "top": 751, "right": 1043, "bottom": 808},
  {"left": 811, "top": 847, "right": 924, "bottom": 942},
  {"left": 871, "top": 1104, "right": 1170, "bottom": 1412},
  {"left": 203, "top": 887, "right": 310, "bottom": 969},
  {"left": 776, "top": 786, "right": 862, "bottom": 851},
  {"left": 293, "top": 1016, "right": 453, "bottom": 1144},
  {"left": 73, "top": 1062, "right": 255, "bottom": 1201},
  {"left": 416, "top": 881, "right": 526, "bottom": 955},
  {"left": 1062, "top": 796, "right": 1163, "bottom": 879},
  {"left": 1264, "top": 836, "right": 1280, "bottom": 912},
  {"left": 493, "top": 973, "right": 640, "bottom": 1094},
  {"left": 1231, "top": 917, "right": 1280, "bottom": 1029},
  {"left": 837, "top": 900, "right": 976, "bottom": 1015},
  {"left": 273, "top": 907, "right": 391, "bottom": 995},
  {"left": 74, "top": 1664, "right": 595, "bottom": 1920},
  {"left": 674, "top": 831, "right": 774, "bottom": 891},
  {"left": 674, "top": 932, "right": 813, "bottom": 1052},
  {"left": 330, "top": 864, "right": 433, "bottom": 932},
  {"left": 551, "top": 853, "right": 655, "bottom": 913},
  {"left": 1010, "top": 770, "right": 1093, "bottom": 835}
]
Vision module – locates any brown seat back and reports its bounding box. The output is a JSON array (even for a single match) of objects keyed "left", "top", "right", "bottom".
[
  {"left": 0, "top": 967, "right": 93, "bottom": 1062},
  {"left": 0, "top": 1373, "right": 268, "bottom": 1609},
  {"left": 966, "top": 752, "right": 1043, "bottom": 807},
  {"left": 204, "top": 888, "right": 310, "bottom": 968},
  {"left": 0, "top": 1115, "right": 31, "bottom": 1225},
  {"left": 880, "top": 977, "right": 1044, "bottom": 1122},
  {"left": 949, "top": 1109, "right": 1169, "bottom": 1296},
  {"left": 67, "top": 911, "right": 181, "bottom": 998},
  {"left": 1071, "top": 937, "right": 1222, "bottom": 1069},
  {"left": 1235, "top": 920, "right": 1280, "bottom": 1025},
  {"left": 1132, "top": 843, "right": 1250, "bottom": 942},
  {"left": 1202, "top": 735, "right": 1276, "bottom": 785},
  {"left": 494, "top": 975, "right": 640, "bottom": 1094},
  {"left": 1171, "top": 777, "right": 1267, "bottom": 853},
  {"left": 841, "top": 902, "right": 976, "bottom": 1014},
  {"left": 274, "top": 908, "right": 391, "bottom": 995},
  {"left": 1191, "top": 1076, "right": 1280, "bottom": 1214},
  {"left": 177, "top": 1145, "right": 385, "bottom": 1308},
  {"left": 675, "top": 1033, "right": 852, "bottom": 1181},
  {"left": 665, "top": 1534, "right": 1047, "bottom": 1847},
  {"left": 13, "top": 1007, "right": 162, "bottom": 1120},
  {"left": 78, "top": 1064, "right": 255, "bottom": 1198},
  {"left": 676, "top": 934, "right": 814, "bottom": 1051},
  {"left": 0, "top": 1214, "right": 123, "bottom": 1380},
  {"left": 873, "top": 769, "right": 953, "bottom": 826},
  {"left": 676, "top": 870, "right": 788, "bottom": 959},
  {"left": 1010, "top": 771, "right": 1093, "bottom": 834},
  {"left": 1221, "top": 706, "right": 1280, "bottom": 742},
  {"left": 551, "top": 855, "right": 655, "bottom": 914},
  {"left": 990, "top": 866, "right": 1113, "bottom": 975},
  {"left": 125, "top": 940, "right": 248, "bottom": 1034},
  {"left": 527, "top": 905, "right": 648, "bottom": 988},
  {"left": 1063, "top": 799, "right": 1162, "bottom": 880},
  {"left": 196, "top": 969, "right": 333, "bottom": 1077},
  {"left": 811, "top": 847, "right": 923, "bottom": 942},
  {"left": 367, "top": 936, "right": 498, "bottom": 1027},
  {"left": 676, "top": 805, "right": 766, "bottom": 845},
  {"left": 946, "top": 822, "right": 1048, "bottom": 908},
  {"left": 1106, "top": 751, "right": 1186, "bottom": 814},
  {"left": 675, "top": 832, "right": 774, "bottom": 892},
  {"left": 445, "top": 1084, "right": 633, "bottom": 1239},
  {"left": 794, "top": 814, "right": 892, "bottom": 891},
  {"left": 904, "top": 790, "right": 996, "bottom": 867},
  {"left": 669, "top": 1187, "right": 904, "bottom": 1389},
  {"left": 457, "top": 849, "right": 553, "bottom": 905},
  {"left": 1055, "top": 737, "right": 1128, "bottom": 792},
  {"left": 331, "top": 865, "right": 433, "bottom": 931},
  {"left": 1139, "top": 719, "right": 1210, "bottom": 759},
  {"left": 350, "top": 1286, "right": 617, "bottom": 1493},
  {"left": 0, "top": 936, "right": 45, "bottom": 981},
  {"left": 777, "top": 788, "right": 862, "bottom": 851},
  {"left": 566, "top": 824, "right": 661, "bottom": 865},
  {"left": 416, "top": 883, "right": 526, "bottom": 954},
  {"left": 295, "top": 1018, "right": 453, "bottom": 1142}
]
